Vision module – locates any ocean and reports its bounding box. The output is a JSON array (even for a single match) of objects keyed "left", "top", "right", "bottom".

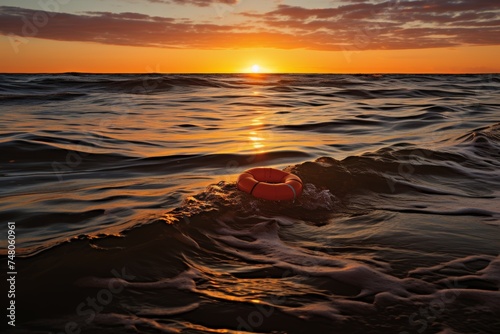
[{"left": 1, "top": 74, "right": 499, "bottom": 333}]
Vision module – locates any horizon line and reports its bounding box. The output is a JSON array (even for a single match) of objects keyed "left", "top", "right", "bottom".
[{"left": 1, "top": 72, "right": 499, "bottom": 75}]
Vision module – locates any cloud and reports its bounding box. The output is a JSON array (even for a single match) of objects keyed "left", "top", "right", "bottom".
[
  {"left": 0, "top": 0, "right": 499, "bottom": 51},
  {"left": 0, "top": 6, "right": 302, "bottom": 49},
  {"left": 150, "top": 0, "right": 239, "bottom": 6},
  {"left": 244, "top": 0, "right": 500, "bottom": 49}
]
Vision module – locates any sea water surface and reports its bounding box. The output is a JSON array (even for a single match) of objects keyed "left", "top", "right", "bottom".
[{"left": 0, "top": 74, "right": 499, "bottom": 333}]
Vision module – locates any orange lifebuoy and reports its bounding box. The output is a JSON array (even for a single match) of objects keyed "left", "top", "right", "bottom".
[{"left": 237, "top": 167, "right": 303, "bottom": 201}]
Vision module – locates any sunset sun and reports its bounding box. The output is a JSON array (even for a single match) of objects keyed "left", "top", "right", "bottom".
[{"left": 251, "top": 64, "right": 261, "bottom": 73}]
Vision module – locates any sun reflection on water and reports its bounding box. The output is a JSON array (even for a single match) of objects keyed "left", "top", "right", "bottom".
[{"left": 249, "top": 116, "right": 266, "bottom": 151}]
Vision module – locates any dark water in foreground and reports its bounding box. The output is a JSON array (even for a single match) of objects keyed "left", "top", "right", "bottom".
[{"left": 0, "top": 74, "right": 499, "bottom": 333}]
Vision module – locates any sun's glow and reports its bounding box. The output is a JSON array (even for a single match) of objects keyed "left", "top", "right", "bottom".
[{"left": 251, "top": 64, "right": 260, "bottom": 73}]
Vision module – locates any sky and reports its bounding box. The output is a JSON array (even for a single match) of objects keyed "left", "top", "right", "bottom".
[{"left": 0, "top": 0, "right": 499, "bottom": 73}]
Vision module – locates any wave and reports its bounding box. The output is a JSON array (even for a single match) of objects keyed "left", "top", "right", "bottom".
[
  {"left": 4, "top": 123, "right": 498, "bottom": 254},
  {"left": 3, "top": 134, "right": 499, "bottom": 333},
  {"left": 458, "top": 123, "right": 500, "bottom": 149},
  {"left": 0, "top": 138, "right": 127, "bottom": 167},
  {"left": 1, "top": 74, "right": 498, "bottom": 101},
  {"left": 9, "top": 183, "right": 500, "bottom": 333},
  {"left": 279, "top": 119, "right": 382, "bottom": 133},
  {"left": 0, "top": 74, "right": 247, "bottom": 96},
  {"left": 0, "top": 137, "right": 312, "bottom": 175},
  {"left": 2, "top": 74, "right": 499, "bottom": 332},
  {"left": 0, "top": 91, "right": 87, "bottom": 102}
]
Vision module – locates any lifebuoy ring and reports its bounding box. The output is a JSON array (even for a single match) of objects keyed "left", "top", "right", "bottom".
[{"left": 237, "top": 167, "right": 303, "bottom": 201}]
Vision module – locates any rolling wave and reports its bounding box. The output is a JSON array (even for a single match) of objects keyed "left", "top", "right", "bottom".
[{"left": 0, "top": 73, "right": 497, "bottom": 99}]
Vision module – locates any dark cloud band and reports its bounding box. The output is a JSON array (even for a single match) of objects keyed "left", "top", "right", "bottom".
[{"left": 0, "top": 0, "right": 498, "bottom": 51}]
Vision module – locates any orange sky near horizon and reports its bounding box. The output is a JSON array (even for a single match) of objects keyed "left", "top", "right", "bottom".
[
  {"left": 1, "top": 38, "right": 499, "bottom": 74},
  {"left": 0, "top": 1, "right": 499, "bottom": 73}
]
